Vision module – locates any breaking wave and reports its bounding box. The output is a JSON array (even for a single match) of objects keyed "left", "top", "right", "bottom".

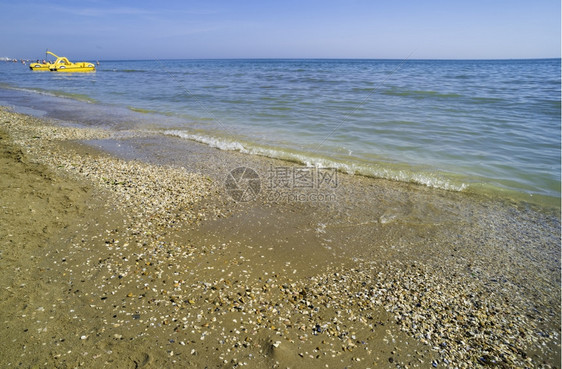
[{"left": 164, "top": 129, "right": 468, "bottom": 192}]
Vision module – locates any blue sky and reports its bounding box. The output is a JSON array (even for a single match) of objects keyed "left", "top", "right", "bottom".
[{"left": 1, "top": 0, "right": 560, "bottom": 60}]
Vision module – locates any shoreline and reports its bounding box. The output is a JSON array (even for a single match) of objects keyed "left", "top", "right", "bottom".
[
  {"left": 0, "top": 107, "right": 560, "bottom": 368},
  {"left": 0, "top": 83, "right": 560, "bottom": 211}
]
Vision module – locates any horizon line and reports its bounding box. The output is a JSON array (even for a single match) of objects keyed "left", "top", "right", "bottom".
[{"left": 5, "top": 56, "right": 561, "bottom": 62}]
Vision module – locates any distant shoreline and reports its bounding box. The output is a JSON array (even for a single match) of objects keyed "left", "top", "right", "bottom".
[{"left": 4, "top": 57, "right": 561, "bottom": 63}]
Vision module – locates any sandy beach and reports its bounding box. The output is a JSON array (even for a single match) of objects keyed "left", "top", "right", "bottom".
[{"left": 0, "top": 107, "right": 560, "bottom": 368}]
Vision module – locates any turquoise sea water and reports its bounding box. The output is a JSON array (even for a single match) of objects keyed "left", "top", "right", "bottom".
[{"left": 0, "top": 59, "right": 560, "bottom": 206}]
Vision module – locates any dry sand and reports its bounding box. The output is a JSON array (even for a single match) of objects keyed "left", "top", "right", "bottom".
[{"left": 0, "top": 107, "right": 560, "bottom": 368}]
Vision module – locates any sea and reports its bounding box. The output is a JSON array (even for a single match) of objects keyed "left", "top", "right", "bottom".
[{"left": 0, "top": 58, "right": 560, "bottom": 208}]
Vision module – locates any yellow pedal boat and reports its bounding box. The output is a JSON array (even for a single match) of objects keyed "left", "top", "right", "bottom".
[
  {"left": 29, "top": 59, "right": 53, "bottom": 71},
  {"left": 29, "top": 63, "right": 52, "bottom": 71},
  {"left": 29, "top": 51, "right": 95, "bottom": 72}
]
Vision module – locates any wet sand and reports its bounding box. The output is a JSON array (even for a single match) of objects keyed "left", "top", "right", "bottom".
[{"left": 0, "top": 107, "right": 560, "bottom": 368}]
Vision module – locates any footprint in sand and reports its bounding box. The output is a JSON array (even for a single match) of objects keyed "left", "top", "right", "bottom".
[{"left": 132, "top": 353, "right": 151, "bottom": 368}]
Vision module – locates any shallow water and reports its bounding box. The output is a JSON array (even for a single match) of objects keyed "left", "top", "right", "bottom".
[{"left": 0, "top": 58, "right": 560, "bottom": 207}]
